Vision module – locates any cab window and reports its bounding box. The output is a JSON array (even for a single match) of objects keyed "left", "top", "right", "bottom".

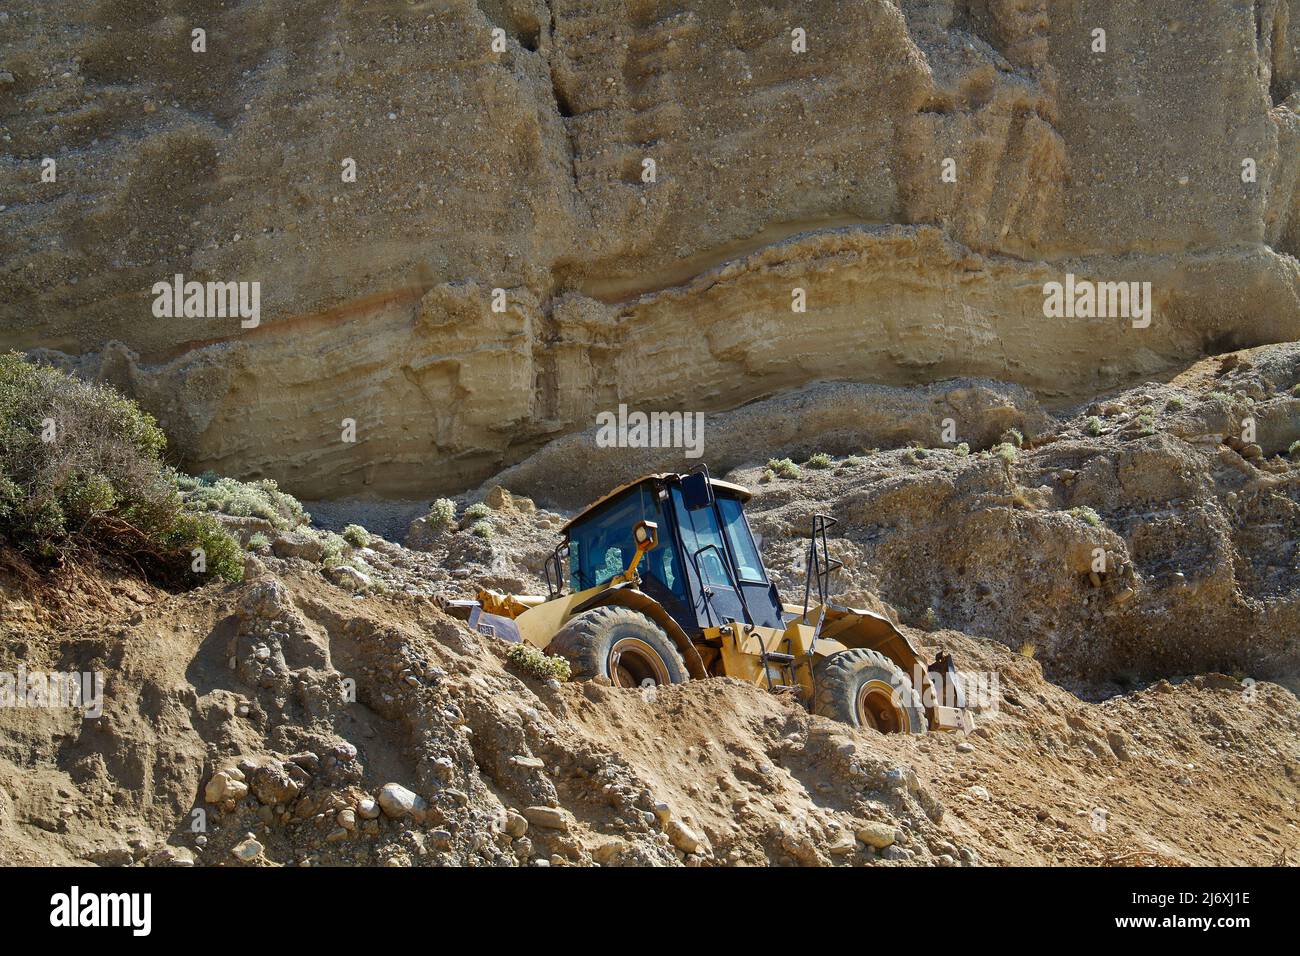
[
  {"left": 717, "top": 496, "right": 766, "bottom": 582},
  {"left": 568, "top": 486, "right": 685, "bottom": 598},
  {"left": 671, "top": 488, "right": 733, "bottom": 587}
]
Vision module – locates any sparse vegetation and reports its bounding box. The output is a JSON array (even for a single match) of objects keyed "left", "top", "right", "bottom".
[
  {"left": 0, "top": 352, "right": 243, "bottom": 583},
  {"left": 1289, "top": 440, "right": 1300, "bottom": 460},
  {"left": 953, "top": 442, "right": 970, "bottom": 456},
  {"left": 247, "top": 531, "right": 271, "bottom": 552},
  {"left": 470, "top": 519, "right": 494, "bottom": 539},
  {"left": 1085, "top": 416, "right": 1103, "bottom": 437},
  {"left": 993, "top": 442, "right": 1019, "bottom": 465},
  {"left": 341, "top": 523, "right": 370, "bottom": 548},
  {"left": 181, "top": 474, "right": 310, "bottom": 530},
  {"left": 1135, "top": 411, "right": 1157, "bottom": 437},
  {"left": 1166, "top": 396, "right": 1185, "bottom": 411},
  {"left": 1002, "top": 428, "right": 1024, "bottom": 448},
  {"left": 464, "top": 502, "right": 492, "bottom": 521},
  {"left": 506, "top": 642, "right": 572, "bottom": 681},
  {"left": 805, "top": 452, "right": 832, "bottom": 469},
  {"left": 1070, "top": 506, "right": 1103, "bottom": 527},
  {"left": 321, "top": 532, "right": 348, "bottom": 567},
  {"left": 766, "top": 457, "right": 801, "bottom": 479},
  {"left": 427, "top": 497, "right": 457, "bottom": 530}
]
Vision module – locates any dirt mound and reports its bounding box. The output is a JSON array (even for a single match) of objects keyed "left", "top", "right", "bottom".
[
  {"left": 3, "top": 347, "right": 1299, "bottom": 867},
  {"left": 2, "top": 558, "right": 1297, "bottom": 867}
]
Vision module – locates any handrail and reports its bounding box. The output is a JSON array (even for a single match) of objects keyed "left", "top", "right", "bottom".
[
  {"left": 801, "top": 514, "right": 843, "bottom": 623},
  {"left": 544, "top": 541, "right": 570, "bottom": 599},
  {"left": 688, "top": 542, "right": 754, "bottom": 628}
]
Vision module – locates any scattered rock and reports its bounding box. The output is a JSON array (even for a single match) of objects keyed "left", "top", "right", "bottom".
[
  {"left": 665, "top": 819, "right": 703, "bottom": 853},
  {"left": 204, "top": 769, "right": 248, "bottom": 804},
  {"left": 378, "top": 783, "right": 427, "bottom": 821},
  {"left": 856, "top": 822, "right": 898, "bottom": 849},
  {"left": 522, "top": 805, "right": 572, "bottom": 831},
  {"left": 231, "top": 835, "right": 263, "bottom": 862}
]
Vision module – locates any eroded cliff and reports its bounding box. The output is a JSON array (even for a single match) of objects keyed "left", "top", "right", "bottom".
[{"left": 3, "top": 0, "right": 1299, "bottom": 496}]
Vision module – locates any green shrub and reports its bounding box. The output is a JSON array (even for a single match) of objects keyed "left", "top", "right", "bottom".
[
  {"left": 321, "top": 532, "right": 347, "bottom": 567},
  {"left": 506, "top": 642, "right": 572, "bottom": 681},
  {"left": 470, "top": 519, "right": 494, "bottom": 539},
  {"left": 1289, "top": 440, "right": 1300, "bottom": 460},
  {"left": 464, "top": 502, "right": 492, "bottom": 521},
  {"left": 766, "top": 457, "right": 801, "bottom": 479},
  {"left": 993, "top": 442, "right": 1018, "bottom": 465},
  {"left": 1003, "top": 428, "right": 1024, "bottom": 448},
  {"left": 1085, "top": 416, "right": 1103, "bottom": 437},
  {"left": 1070, "top": 506, "right": 1103, "bottom": 528},
  {"left": 805, "top": 452, "right": 832, "bottom": 470},
  {"left": 953, "top": 442, "right": 970, "bottom": 456},
  {"left": 0, "top": 352, "right": 241, "bottom": 583},
  {"left": 180, "top": 474, "right": 309, "bottom": 530},
  {"left": 247, "top": 532, "right": 271, "bottom": 551},
  {"left": 341, "top": 523, "right": 370, "bottom": 548},
  {"left": 427, "top": 497, "right": 457, "bottom": 529},
  {"left": 161, "top": 511, "right": 246, "bottom": 582}
]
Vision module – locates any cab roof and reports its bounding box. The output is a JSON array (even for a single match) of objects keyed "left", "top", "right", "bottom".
[{"left": 560, "top": 473, "right": 751, "bottom": 534}]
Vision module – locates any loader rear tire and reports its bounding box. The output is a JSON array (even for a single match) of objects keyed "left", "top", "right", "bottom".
[
  {"left": 547, "top": 606, "right": 689, "bottom": 688},
  {"left": 812, "top": 648, "right": 926, "bottom": 735}
]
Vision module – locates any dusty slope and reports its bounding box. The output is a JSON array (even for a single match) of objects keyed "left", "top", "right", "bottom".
[
  {"left": 3, "top": 1, "right": 1299, "bottom": 495},
  {"left": 1, "top": 563, "right": 1296, "bottom": 867},
  {"left": 2, "top": 346, "right": 1299, "bottom": 867}
]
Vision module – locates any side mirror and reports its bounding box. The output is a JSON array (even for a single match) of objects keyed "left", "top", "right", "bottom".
[{"left": 681, "top": 472, "right": 714, "bottom": 510}]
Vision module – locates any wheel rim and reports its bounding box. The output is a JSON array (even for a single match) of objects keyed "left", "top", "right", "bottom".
[
  {"left": 608, "top": 637, "right": 671, "bottom": 688},
  {"left": 856, "top": 678, "right": 907, "bottom": 733}
]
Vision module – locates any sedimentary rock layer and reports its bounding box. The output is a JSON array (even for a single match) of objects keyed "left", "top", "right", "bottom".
[{"left": 2, "top": 0, "right": 1298, "bottom": 496}]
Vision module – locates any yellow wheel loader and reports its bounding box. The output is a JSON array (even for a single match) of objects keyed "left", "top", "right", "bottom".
[{"left": 452, "top": 468, "right": 974, "bottom": 734}]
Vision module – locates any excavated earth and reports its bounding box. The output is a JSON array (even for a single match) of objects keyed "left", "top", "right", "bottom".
[
  {"left": 3, "top": 0, "right": 1300, "bottom": 496},
  {"left": 1, "top": 346, "right": 1298, "bottom": 866}
]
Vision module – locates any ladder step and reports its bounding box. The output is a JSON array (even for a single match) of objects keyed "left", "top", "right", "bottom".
[
  {"left": 763, "top": 652, "right": 796, "bottom": 663},
  {"left": 770, "top": 684, "right": 800, "bottom": 692}
]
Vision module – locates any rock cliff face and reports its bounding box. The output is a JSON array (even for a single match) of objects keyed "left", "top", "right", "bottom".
[{"left": 3, "top": 0, "right": 1299, "bottom": 496}]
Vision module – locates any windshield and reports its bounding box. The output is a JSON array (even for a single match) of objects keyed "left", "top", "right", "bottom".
[
  {"left": 718, "top": 496, "right": 766, "bottom": 582},
  {"left": 671, "top": 487, "right": 732, "bottom": 587},
  {"left": 568, "top": 485, "right": 684, "bottom": 597}
]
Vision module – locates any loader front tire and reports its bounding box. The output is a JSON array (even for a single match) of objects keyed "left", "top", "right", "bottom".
[
  {"left": 547, "top": 606, "right": 689, "bottom": 688},
  {"left": 812, "top": 648, "right": 927, "bottom": 735}
]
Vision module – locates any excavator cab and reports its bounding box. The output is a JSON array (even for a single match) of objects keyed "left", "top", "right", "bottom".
[
  {"left": 558, "top": 470, "right": 784, "bottom": 640},
  {"left": 462, "top": 468, "right": 975, "bottom": 736}
]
